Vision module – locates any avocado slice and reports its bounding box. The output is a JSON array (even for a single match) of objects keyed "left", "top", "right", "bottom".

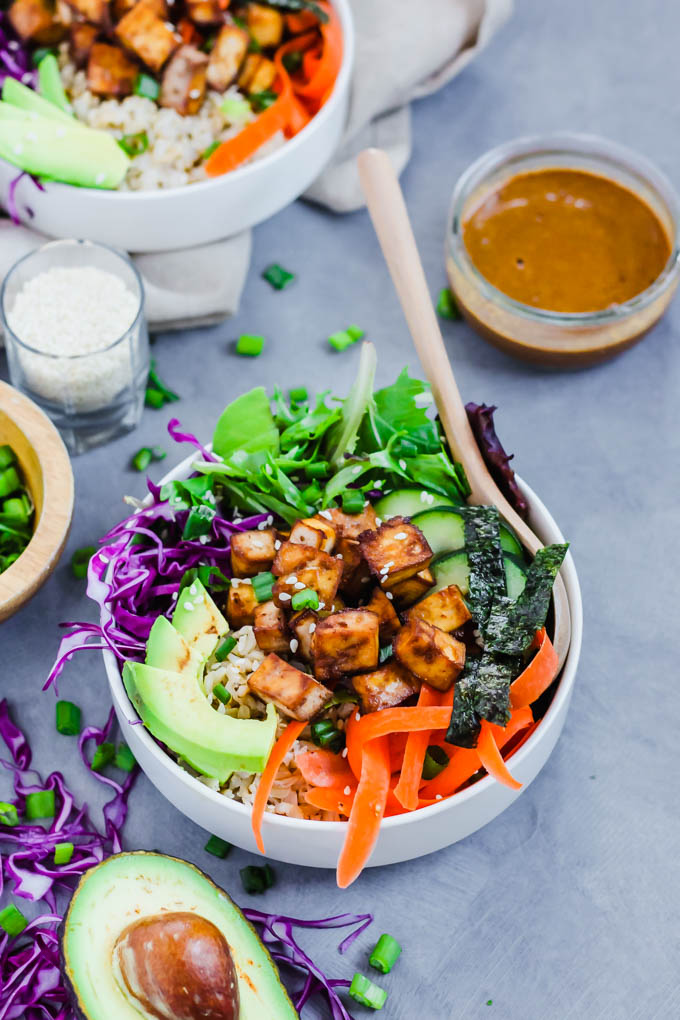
[
  {"left": 2, "top": 76, "right": 73, "bottom": 122},
  {"left": 123, "top": 660, "right": 276, "bottom": 779},
  {"left": 171, "top": 578, "right": 228, "bottom": 661},
  {"left": 60, "top": 851, "right": 299, "bottom": 1020},
  {"left": 145, "top": 615, "right": 202, "bottom": 677},
  {"left": 38, "top": 53, "right": 72, "bottom": 114}
]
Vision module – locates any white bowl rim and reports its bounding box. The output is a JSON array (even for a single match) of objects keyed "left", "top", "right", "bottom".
[
  {"left": 104, "top": 460, "right": 582, "bottom": 832},
  {"left": 1, "top": 0, "right": 355, "bottom": 204}
]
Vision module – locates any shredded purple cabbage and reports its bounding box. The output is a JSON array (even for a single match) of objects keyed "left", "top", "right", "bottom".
[
  {"left": 465, "top": 402, "right": 529, "bottom": 520},
  {"left": 0, "top": 16, "right": 36, "bottom": 90}
]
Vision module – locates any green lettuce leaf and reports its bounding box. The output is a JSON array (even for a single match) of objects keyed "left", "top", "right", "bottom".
[{"left": 213, "top": 387, "right": 279, "bottom": 460}]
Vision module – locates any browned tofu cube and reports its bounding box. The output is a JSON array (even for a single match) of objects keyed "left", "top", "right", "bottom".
[
  {"left": 327, "top": 504, "right": 377, "bottom": 540},
  {"left": 248, "top": 653, "right": 331, "bottom": 722},
  {"left": 186, "top": 0, "right": 221, "bottom": 22},
  {"left": 116, "top": 2, "right": 178, "bottom": 72},
  {"left": 245, "top": 54, "right": 276, "bottom": 93},
  {"left": 289, "top": 516, "right": 336, "bottom": 553},
  {"left": 272, "top": 548, "right": 343, "bottom": 610},
  {"left": 316, "top": 595, "right": 345, "bottom": 619},
  {"left": 206, "top": 22, "right": 248, "bottom": 91},
  {"left": 226, "top": 578, "right": 258, "bottom": 629},
  {"left": 313, "top": 609, "right": 379, "bottom": 684},
  {"left": 393, "top": 617, "right": 465, "bottom": 691},
  {"left": 408, "top": 584, "right": 471, "bottom": 633},
  {"left": 246, "top": 1, "right": 283, "bottom": 47},
  {"left": 364, "top": 586, "right": 401, "bottom": 642},
  {"left": 289, "top": 609, "right": 318, "bottom": 661},
  {"left": 253, "top": 600, "right": 289, "bottom": 655},
  {"left": 230, "top": 528, "right": 276, "bottom": 577},
  {"left": 271, "top": 540, "right": 311, "bottom": 577},
  {"left": 336, "top": 536, "right": 362, "bottom": 579},
  {"left": 160, "top": 44, "right": 207, "bottom": 114},
  {"left": 87, "top": 43, "right": 138, "bottom": 97},
  {"left": 9, "top": 0, "right": 65, "bottom": 43},
  {"left": 69, "top": 22, "right": 99, "bottom": 68},
  {"left": 386, "top": 568, "right": 434, "bottom": 607},
  {"left": 67, "top": 0, "right": 108, "bottom": 25},
  {"left": 359, "top": 516, "right": 432, "bottom": 587},
  {"left": 113, "top": 0, "right": 166, "bottom": 19},
  {"left": 352, "top": 661, "right": 420, "bottom": 714}
]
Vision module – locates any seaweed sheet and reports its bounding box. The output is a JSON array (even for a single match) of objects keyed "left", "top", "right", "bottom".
[{"left": 485, "top": 543, "right": 568, "bottom": 656}]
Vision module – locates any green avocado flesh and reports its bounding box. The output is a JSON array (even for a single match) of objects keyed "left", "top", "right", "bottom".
[
  {"left": 61, "top": 852, "right": 299, "bottom": 1020},
  {"left": 172, "top": 578, "right": 228, "bottom": 660}
]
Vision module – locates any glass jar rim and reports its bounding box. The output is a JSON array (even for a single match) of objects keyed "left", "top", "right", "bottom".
[
  {"left": 0, "top": 238, "right": 145, "bottom": 360},
  {"left": 447, "top": 131, "right": 680, "bottom": 325}
]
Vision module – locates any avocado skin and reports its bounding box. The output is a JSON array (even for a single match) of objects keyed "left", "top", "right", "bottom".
[{"left": 59, "top": 851, "right": 299, "bottom": 1020}]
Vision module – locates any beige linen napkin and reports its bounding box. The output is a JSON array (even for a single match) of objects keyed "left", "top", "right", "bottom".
[{"left": 0, "top": 0, "right": 511, "bottom": 331}]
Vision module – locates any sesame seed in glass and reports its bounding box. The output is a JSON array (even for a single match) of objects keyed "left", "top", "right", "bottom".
[{"left": 1, "top": 239, "right": 149, "bottom": 454}]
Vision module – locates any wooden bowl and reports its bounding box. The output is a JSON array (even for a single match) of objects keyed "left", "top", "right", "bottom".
[{"left": 0, "top": 381, "right": 74, "bottom": 622}]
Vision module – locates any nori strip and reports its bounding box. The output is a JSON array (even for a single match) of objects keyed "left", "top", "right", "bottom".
[
  {"left": 462, "top": 506, "right": 506, "bottom": 630},
  {"left": 446, "top": 649, "right": 519, "bottom": 747},
  {"left": 485, "top": 543, "right": 569, "bottom": 656}
]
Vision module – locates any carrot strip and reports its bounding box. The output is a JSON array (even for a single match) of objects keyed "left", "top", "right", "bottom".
[
  {"left": 305, "top": 785, "right": 355, "bottom": 816},
  {"left": 251, "top": 721, "right": 305, "bottom": 853},
  {"left": 286, "top": 10, "right": 320, "bottom": 33},
  {"left": 346, "top": 705, "right": 454, "bottom": 782},
  {"left": 393, "top": 685, "right": 447, "bottom": 810},
  {"left": 388, "top": 731, "right": 409, "bottom": 773},
  {"left": 295, "top": 748, "right": 354, "bottom": 788},
  {"left": 510, "top": 628, "right": 558, "bottom": 708},
  {"left": 418, "top": 746, "right": 481, "bottom": 800},
  {"left": 336, "top": 736, "right": 390, "bottom": 888},
  {"left": 477, "top": 720, "right": 522, "bottom": 791},
  {"left": 292, "top": 1, "right": 342, "bottom": 101}
]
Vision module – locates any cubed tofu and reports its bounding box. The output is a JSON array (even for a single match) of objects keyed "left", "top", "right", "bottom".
[
  {"left": 69, "top": 22, "right": 99, "bottom": 68},
  {"left": 226, "top": 578, "right": 259, "bottom": 629},
  {"left": 316, "top": 595, "right": 345, "bottom": 619},
  {"left": 160, "top": 44, "right": 207, "bottom": 114},
  {"left": 327, "top": 504, "right": 377, "bottom": 540},
  {"left": 9, "top": 0, "right": 65, "bottom": 43},
  {"left": 386, "top": 568, "right": 434, "bottom": 607},
  {"left": 87, "top": 42, "right": 138, "bottom": 97},
  {"left": 230, "top": 528, "right": 276, "bottom": 577},
  {"left": 359, "top": 516, "right": 432, "bottom": 587},
  {"left": 364, "top": 586, "right": 401, "bottom": 642},
  {"left": 289, "top": 516, "right": 336, "bottom": 553},
  {"left": 244, "top": 54, "right": 275, "bottom": 93},
  {"left": 289, "top": 609, "right": 318, "bottom": 661},
  {"left": 313, "top": 609, "right": 379, "bottom": 683},
  {"left": 186, "top": 0, "right": 221, "bottom": 22},
  {"left": 253, "top": 600, "right": 289, "bottom": 655},
  {"left": 393, "top": 617, "right": 465, "bottom": 691},
  {"left": 272, "top": 547, "right": 343, "bottom": 610},
  {"left": 352, "top": 661, "right": 420, "bottom": 714},
  {"left": 271, "top": 540, "right": 311, "bottom": 577},
  {"left": 67, "top": 0, "right": 108, "bottom": 25},
  {"left": 206, "top": 22, "right": 248, "bottom": 91},
  {"left": 248, "top": 653, "right": 331, "bottom": 722},
  {"left": 116, "top": 2, "right": 178, "bottom": 72},
  {"left": 113, "top": 0, "right": 166, "bottom": 19},
  {"left": 408, "top": 584, "right": 471, "bottom": 633},
  {"left": 246, "top": 2, "right": 283, "bottom": 47},
  {"left": 336, "top": 536, "right": 362, "bottom": 579}
]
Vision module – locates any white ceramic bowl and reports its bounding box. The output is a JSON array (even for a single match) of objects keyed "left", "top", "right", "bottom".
[
  {"left": 104, "top": 454, "right": 582, "bottom": 869},
  {"left": 0, "top": 0, "right": 354, "bottom": 253}
]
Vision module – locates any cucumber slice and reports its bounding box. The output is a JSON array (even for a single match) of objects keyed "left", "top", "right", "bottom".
[
  {"left": 504, "top": 556, "right": 527, "bottom": 599},
  {"left": 410, "top": 507, "right": 465, "bottom": 555},
  {"left": 431, "top": 550, "right": 470, "bottom": 595},
  {"left": 374, "top": 488, "right": 456, "bottom": 520},
  {"left": 499, "top": 523, "right": 524, "bottom": 558}
]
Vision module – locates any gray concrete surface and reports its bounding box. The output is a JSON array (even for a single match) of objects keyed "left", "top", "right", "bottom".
[{"left": 2, "top": 0, "right": 679, "bottom": 1016}]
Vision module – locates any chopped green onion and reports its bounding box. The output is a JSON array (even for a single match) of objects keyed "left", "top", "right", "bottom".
[
  {"left": 221, "top": 96, "right": 251, "bottom": 121},
  {"left": 213, "top": 682, "right": 231, "bottom": 705},
  {"left": 202, "top": 140, "right": 221, "bottom": 161},
  {"left": 263, "top": 263, "right": 295, "bottom": 290},
  {"left": 70, "top": 546, "right": 95, "bottom": 580},
  {"left": 91, "top": 742, "right": 115, "bottom": 773},
  {"left": 25, "top": 789, "right": 56, "bottom": 820},
  {"left": 32, "top": 46, "right": 56, "bottom": 67},
  {"left": 118, "top": 131, "right": 149, "bottom": 157},
  {"left": 0, "top": 904, "right": 28, "bottom": 937},
  {"left": 204, "top": 834, "right": 232, "bottom": 858},
  {"left": 0, "top": 802, "right": 19, "bottom": 827},
  {"left": 341, "top": 489, "right": 364, "bottom": 514},
  {"left": 182, "top": 505, "right": 215, "bottom": 541},
  {"left": 0, "top": 466, "right": 21, "bottom": 498},
  {"left": 250, "top": 89, "right": 278, "bottom": 111},
  {"left": 291, "top": 587, "right": 319, "bottom": 611},
  {"left": 236, "top": 334, "right": 265, "bottom": 357},
  {"left": 349, "top": 973, "right": 387, "bottom": 1010},
  {"left": 240, "top": 863, "right": 275, "bottom": 895},
  {"left": 369, "top": 933, "right": 402, "bottom": 974},
  {"left": 247, "top": 37, "right": 262, "bottom": 53},
  {"left": 252, "top": 571, "right": 275, "bottom": 603},
  {"left": 115, "top": 744, "right": 136, "bottom": 772},
  {"left": 145, "top": 388, "right": 165, "bottom": 408},
  {"left": 289, "top": 386, "right": 308, "bottom": 403},
  {"left": 323, "top": 687, "right": 359, "bottom": 708},
  {"left": 134, "top": 72, "right": 159, "bottom": 100},
  {"left": 54, "top": 841, "right": 74, "bottom": 865},
  {"left": 346, "top": 324, "right": 365, "bottom": 341},
  {"left": 328, "top": 325, "right": 364, "bottom": 352},
  {"left": 379, "top": 644, "right": 392, "bottom": 664},
  {"left": 56, "top": 700, "right": 81, "bottom": 736},
  {"left": 131, "top": 447, "right": 152, "bottom": 472},
  {"left": 198, "top": 563, "right": 231, "bottom": 591},
  {"left": 215, "top": 636, "right": 237, "bottom": 661},
  {"left": 147, "top": 360, "right": 180, "bottom": 404},
  {"left": 302, "top": 480, "right": 322, "bottom": 504},
  {"left": 1, "top": 496, "right": 29, "bottom": 522},
  {"left": 282, "top": 49, "right": 303, "bottom": 73},
  {"left": 436, "top": 287, "right": 461, "bottom": 320},
  {"left": 311, "top": 719, "right": 345, "bottom": 753},
  {"left": 151, "top": 446, "right": 166, "bottom": 461},
  {"left": 0, "top": 445, "right": 17, "bottom": 470},
  {"left": 422, "top": 745, "right": 449, "bottom": 780},
  {"left": 305, "top": 461, "right": 329, "bottom": 479}
]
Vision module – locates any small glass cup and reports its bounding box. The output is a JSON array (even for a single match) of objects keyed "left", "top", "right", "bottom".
[{"left": 1, "top": 239, "right": 149, "bottom": 454}]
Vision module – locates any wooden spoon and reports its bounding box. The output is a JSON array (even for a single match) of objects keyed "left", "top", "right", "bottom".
[{"left": 357, "top": 147, "right": 571, "bottom": 670}]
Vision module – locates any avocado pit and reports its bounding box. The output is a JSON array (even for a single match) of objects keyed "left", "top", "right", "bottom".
[{"left": 112, "top": 911, "right": 240, "bottom": 1020}]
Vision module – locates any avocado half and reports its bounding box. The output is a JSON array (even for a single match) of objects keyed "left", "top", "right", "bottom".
[{"left": 59, "top": 852, "right": 299, "bottom": 1020}]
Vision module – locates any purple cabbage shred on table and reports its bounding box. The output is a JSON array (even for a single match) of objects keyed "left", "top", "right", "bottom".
[{"left": 465, "top": 402, "right": 529, "bottom": 519}]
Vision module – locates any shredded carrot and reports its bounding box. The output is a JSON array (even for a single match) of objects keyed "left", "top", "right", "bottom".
[
  {"left": 295, "top": 747, "right": 354, "bottom": 788},
  {"left": 388, "top": 731, "right": 409, "bottom": 773},
  {"left": 305, "top": 785, "right": 356, "bottom": 816},
  {"left": 291, "top": 1, "right": 342, "bottom": 101},
  {"left": 251, "top": 721, "right": 305, "bottom": 853},
  {"left": 336, "top": 736, "right": 390, "bottom": 888},
  {"left": 510, "top": 629, "right": 558, "bottom": 708},
  {"left": 177, "top": 17, "right": 198, "bottom": 44},
  {"left": 477, "top": 720, "right": 522, "bottom": 791},
  {"left": 393, "top": 685, "right": 449, "bottom": 810},
  {"left": 286, "top": 10, "right": 320, "bottom": 33}
]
